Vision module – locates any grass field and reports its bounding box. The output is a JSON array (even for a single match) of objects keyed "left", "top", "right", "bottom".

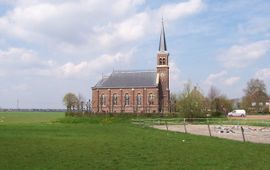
[
  {"left": 0, "top": 112, "right": 64, "bottom": 124},
  {"left": 0, "top": 112, "right": 270, "bottom": 169}
]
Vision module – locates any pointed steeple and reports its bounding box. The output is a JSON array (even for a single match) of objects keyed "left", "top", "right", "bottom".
[{"left": 159, "top": 19, "right": 167, "bottom": 52}]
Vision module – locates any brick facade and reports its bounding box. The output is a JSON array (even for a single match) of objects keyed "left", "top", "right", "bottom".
[{"left": 92, "top": 87, "right": 159, "bottom": 113}]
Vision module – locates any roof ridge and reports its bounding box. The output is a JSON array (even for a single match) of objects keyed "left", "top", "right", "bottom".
[{"left": 113, "top": 69, "right": 155, "bottom": 73}]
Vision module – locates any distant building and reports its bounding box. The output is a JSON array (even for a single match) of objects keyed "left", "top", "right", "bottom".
[{"left": 91, "top": 21, "right": 170, "bottom": 113}]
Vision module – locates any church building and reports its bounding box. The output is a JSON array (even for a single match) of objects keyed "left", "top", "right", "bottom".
[{"left": 91, "top": 22, "right": 170, "bottom": 113}]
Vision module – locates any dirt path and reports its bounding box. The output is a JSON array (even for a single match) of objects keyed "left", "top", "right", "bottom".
[
  {"left": 153, "top": 124, "right": 270, "bottom": 144},
  {"left": 231, "top": 115, "right": 270, "bottom": 120}
]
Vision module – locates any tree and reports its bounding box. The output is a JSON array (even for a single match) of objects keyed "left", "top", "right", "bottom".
[
  {"left": 63, "top": 93, "right": 79, "bottom": 112},
  {"left": 170, "top": 93, "right": 177, "bottom": 113},
  {"left": 176, "top": 82, "right": 206, "bottom": 118},
  {"left": 77, "top": 94, "right": 85, "bottom": 112},
  {"left": 242, "top": 79, "right": 269, "bottom": 113},
  {"left": 207, "top": 86, "right": 232, "bottom": 116}
]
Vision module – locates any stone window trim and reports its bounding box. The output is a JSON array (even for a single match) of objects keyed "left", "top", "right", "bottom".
[
  {"left": 112, "top": 93, "right": 118, "bottom": 105},
  {"left": 124, "top": 93, "right": 130, "bottom": 106},
  {"left": 136, "top": 93, "right": 142, "bottom": 106}
]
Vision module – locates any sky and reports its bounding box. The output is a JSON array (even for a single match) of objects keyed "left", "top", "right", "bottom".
[{"left": 0, "top": 0, "right": 270, "bottom": 109}]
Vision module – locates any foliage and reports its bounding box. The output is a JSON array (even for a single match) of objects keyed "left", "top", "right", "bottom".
[
  {"left": 176, "top": 82, "right": 206, "bottom": 118},
  {"left": 242, "top": 79, "right": 269, "bottom": 113},
  {"left": 63, "top": 92, "right": 79, "bottom": 112},
  {"left": 207, "top": 86, "right": 233, "bottom": 117}
]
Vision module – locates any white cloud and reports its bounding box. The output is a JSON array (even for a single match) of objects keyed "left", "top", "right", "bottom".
[
  {"left": 238, "top": 17, "right": 270, "bottom": 35},
  {"left": 204, "top": 70, "right": 227, "bottom": 86},
  {"left": 0, "top": 47, "right": 135, "bottom": 79},
  {"left": 255, "top": 68, "right": 270, "bottom": 80},
  {"left": 54, "top": 50, "right": 134, "bottom": 78},
  {"left": 225, "top": 76, "right": 240, "bottom": 86},
  {"left": 0, "top": 0, "right": 204, "bottom": 50},
  {"left": 169, "top": 60, "right": 184, "bottom": 92},
  {"left": 219, "top": 40, "right": 270, "bottom": 68},
  {"left": 159, "top": 0, "right": 204, "bottom": 21}
]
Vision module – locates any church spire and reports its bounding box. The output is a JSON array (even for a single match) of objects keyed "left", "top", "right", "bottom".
[{"left": 159, "top": 19, "right": 167, "bottom": 52}]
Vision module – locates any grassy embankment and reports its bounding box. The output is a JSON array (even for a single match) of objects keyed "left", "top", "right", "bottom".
[{"left": 0, "top": 112, "right": 270, "bottom": 169}]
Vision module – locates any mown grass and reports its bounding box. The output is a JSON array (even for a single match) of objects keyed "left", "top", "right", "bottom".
[
  {"left": 0, "top": 111, "right": 65, "bottom": 124},
  {"left": 0, "top": 113, "right": 270, "bottom": 169}
]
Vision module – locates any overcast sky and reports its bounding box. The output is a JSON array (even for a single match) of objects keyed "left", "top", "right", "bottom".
[{"left": 0, "top": 0, "right": 269, "bottom": 109}]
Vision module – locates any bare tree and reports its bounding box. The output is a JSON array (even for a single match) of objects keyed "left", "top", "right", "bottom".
[
  {"left": 208, "top": 86, "right": 220, "bottom": 102},
  {"left": 77, "top": 94, "right": 85, "bottom": 112}
]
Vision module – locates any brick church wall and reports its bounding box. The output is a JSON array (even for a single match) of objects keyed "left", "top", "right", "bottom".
[{"left": 92, "top": 87, "right": 159, "bottom": 113}]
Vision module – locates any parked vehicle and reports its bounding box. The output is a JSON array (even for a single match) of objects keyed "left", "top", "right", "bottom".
[{"left": 227, "top": 109, "right": 246, "bottom": 117}]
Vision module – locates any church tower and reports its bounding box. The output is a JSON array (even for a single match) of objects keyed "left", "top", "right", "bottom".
[{"left": 157, "top": 20, "right": 170, "bottom": 113}]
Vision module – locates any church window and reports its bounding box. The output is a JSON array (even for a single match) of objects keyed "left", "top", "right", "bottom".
[
  {"left": 162, "top": 58, "right": 166, "bottom": 65},
  {"left": 112, "top": 93, "right": 117, "bottom": 105},
  {"left": 124, "top": 93, "right": 129, "bottom": 105},
  {"left": 149, "top": 93, "right": 154, "bottom": 105},
  {"left": 100, "top": 94, "right": 106, "bottom": 106},
  {"left": 136, "top": 93, "right": 142, "bottom": 105},
  {"left": 159, "top": 58, "right": 163, "bottom": 65}
]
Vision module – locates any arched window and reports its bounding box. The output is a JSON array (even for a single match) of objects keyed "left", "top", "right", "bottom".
[
  {"left": 100, "top": 94, "right": 106, "bottom": 106},
  {"left": 112, "top": 93, "right": 117, "bottom": 105},
  {"left": 149, "top": 93, "right": 154, "bottom": 105},
  {"left": 124, "top": 93, "right": 129, "bottom": 106},
  {"left": 159, "top": 58, "right": 163, "bottom": 65},
  {"left": 162, "top": 58, "right": 166, "bottom": 65},
  {"left": 136, "top": 93, "right": 142, "bottom": 105}
]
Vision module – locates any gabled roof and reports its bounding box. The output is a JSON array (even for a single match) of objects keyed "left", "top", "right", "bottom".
[{"left": 93, "top": 70, "right": 157, "bottom": 89}]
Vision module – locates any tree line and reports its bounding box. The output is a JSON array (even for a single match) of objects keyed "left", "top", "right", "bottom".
[
  {"left": 170, "top": 78, "right": 269, "bottom": 118},
  {"left": 62, "top": 78, "right": 269, "bottom": 117}
]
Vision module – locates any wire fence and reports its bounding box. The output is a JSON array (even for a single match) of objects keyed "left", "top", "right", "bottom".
[{"left": 132, "top": 118, "right": 270, "bottom": 144}]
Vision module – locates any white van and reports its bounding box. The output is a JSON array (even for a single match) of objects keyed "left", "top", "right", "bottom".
[{"left": 227, "top": 110, "right": 246, "bottom": 117}]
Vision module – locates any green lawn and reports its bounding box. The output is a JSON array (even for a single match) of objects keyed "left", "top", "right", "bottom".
[
  {"left": 0, "top": 113, "right": 270, "bottom": 169},
  {"left": 0, "top": 111, "right": 65, "bottom": 124}
]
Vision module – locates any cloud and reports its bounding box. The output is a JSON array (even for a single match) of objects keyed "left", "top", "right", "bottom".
[
  {"left": 159, "top": 0, "right": 204, "bottom": 21},
  {"left": 238, "top": 17, "right": 270, "bottom": 35},
  {"left": 224, "top": 76, "right": 240, "bottom": 86},
  {"left": 219, "top": 40, "right": 270, "bottom": 68},
  {"left": 0, "top": 0, "right": 204, "bottom": 51},
  {"left": 54, "top": 50, "right": 134, "bottom": 78},
  {"left": 255, "top": 68, "right": 270, "bottom": 80},
  {"left": 0, "top": 47, "right": 134, "bottom": 79},
  {"left": 169, "top": 60, "right": 184, "bottom": 92},
  {"left": 204, "top": 71, "right": 240, "bottom": 87},
  {"left": 204, "top": 70, "right": 227, "bottom": 86}
]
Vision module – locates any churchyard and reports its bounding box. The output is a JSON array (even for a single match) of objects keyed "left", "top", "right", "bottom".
[{"left": 1, "top": 112, "right": 270, "bottom": 169}]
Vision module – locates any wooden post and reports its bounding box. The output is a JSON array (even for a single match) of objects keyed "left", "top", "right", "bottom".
[
  {"left": 207, "top": 124, "right": 212, "bottom": 137},
  {"left": 184, "top": 118, "right": 187, "bottom": 133},
  {"left": 241, "top": 126, "right": 245, "bottom": 142},
  {"left": 207, "top": 119, "right": 212, "bottom": 137},
  {"left": 165, "top": 120, "right": 168, "bottom": 132}
]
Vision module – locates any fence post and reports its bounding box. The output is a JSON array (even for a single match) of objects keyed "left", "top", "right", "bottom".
[
  {"left": 165, "top": 120, "right": 168, "bottom": 133},
  {"left": 184, "top": 118, "right": 187, "bottom": 133},
  {"left": 241, "top": 126, "right": 246, "bottom": 142},
  {"left": 207, "top": 118, "right": 212, "bottom": 137},
  {"left": 207, "top": 123, "right": 212, "bottom": 137}
]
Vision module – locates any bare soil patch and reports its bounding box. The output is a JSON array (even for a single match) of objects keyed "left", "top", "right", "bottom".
[
  {"left": 153, "top": 124, "right": 270, "bottom": 144},
  {"left": 231, "top": 115, "right": 270, "bottom": 120}
]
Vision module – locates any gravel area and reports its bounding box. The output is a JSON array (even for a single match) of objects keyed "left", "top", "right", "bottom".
[{"left": 153, "top": 124, "right": 270, "bottom": 144}]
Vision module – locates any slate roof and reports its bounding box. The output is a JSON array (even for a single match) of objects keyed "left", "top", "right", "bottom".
[
  {"left": 93, "top": 70, "right": 157, "bottom": 89},
  {"left": 159, "top": 19, "right": 167, "bottom": 52}
]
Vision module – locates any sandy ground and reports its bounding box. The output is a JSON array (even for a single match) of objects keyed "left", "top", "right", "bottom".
[
  {"left": 230, "top": 115, "right": 270, "bottom": 120},
  {"left": 153, "top": 124, "right": 270, "bottom": 144}
]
